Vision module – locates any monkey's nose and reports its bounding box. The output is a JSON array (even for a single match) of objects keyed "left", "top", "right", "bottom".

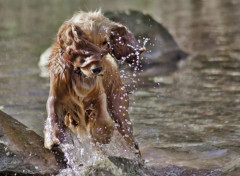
[{"left": 91, "top": 66, "right": 102, "bottom": 74}]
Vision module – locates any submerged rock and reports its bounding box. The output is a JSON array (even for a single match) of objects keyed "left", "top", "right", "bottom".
[{"left": 0, "top": 110, "right": 61, "bottom": 175}]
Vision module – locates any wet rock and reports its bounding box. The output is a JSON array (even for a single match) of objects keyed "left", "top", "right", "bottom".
[
  {"left": 69, "top": 157, "right": 159, "bottom": 176},
  {"left": 0, "top": 110, "right": 61, "bottom": 175},
  {"left": 105, "top": 10, "right": 188, "bottom": 76}
]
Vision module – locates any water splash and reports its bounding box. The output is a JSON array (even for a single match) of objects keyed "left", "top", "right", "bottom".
[
  {"left": 143, "top": 37, "right": 150, "bottom": 47},
  {"left": 57, "top": 130, "right": 138, "bottom": 175}
]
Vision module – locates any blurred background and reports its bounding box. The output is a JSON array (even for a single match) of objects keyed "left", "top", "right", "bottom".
[{"left": 1, "top": 0, "right": 240, "bottom": 174}]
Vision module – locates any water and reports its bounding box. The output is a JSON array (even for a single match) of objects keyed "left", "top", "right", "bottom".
[
  {"left": 1, "top": 0, "right": 240, "bottom": 175},
  {"left": 56, "top": 130, "right": 139, "bottom": 175}
]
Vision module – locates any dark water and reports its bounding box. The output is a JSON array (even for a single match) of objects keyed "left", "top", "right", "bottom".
[{"left": 1, "top": 0, "right": 240, "bottom": 174}]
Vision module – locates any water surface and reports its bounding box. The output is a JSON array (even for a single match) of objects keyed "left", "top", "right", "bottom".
[{"left": 1, "top": 0, "right": 240, "bottom": 174}]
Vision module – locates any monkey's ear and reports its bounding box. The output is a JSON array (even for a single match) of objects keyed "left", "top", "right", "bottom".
[{"left": 109, "top": 25, "right": 145, "bottom": 64}]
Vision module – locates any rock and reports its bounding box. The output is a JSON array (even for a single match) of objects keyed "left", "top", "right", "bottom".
[
  {"left": 0, "top": 110, "right": 63, "bottom": 175},
  {"left": 105, "top": 10, "right": 188, "bottom": 76},
  {"left": 82, "top": 157, "right": 158, "bottom": 176},
  {"left": 58, "top": 156, "right": 159, "bottom": 176}
]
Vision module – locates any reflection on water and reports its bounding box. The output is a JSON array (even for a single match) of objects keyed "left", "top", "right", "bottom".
[{"left": 1, "top": 0, "right": 240, "bottom": 174}]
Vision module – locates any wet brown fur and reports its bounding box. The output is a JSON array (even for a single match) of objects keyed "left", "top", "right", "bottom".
[{"left": 44, "top": 11, "right": 142, "bottom": 155}]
